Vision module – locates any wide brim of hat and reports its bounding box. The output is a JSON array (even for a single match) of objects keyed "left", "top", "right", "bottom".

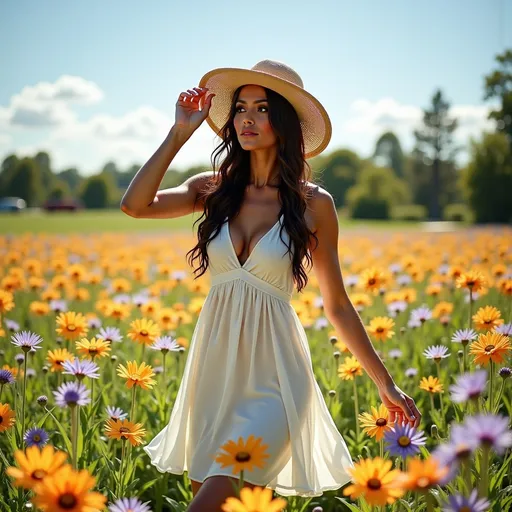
[{"left": 198, "top": 67, "right": 332, "bottom": 159}]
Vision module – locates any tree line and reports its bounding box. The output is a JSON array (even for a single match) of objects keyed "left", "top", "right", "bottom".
[{"left": 1, "top": 50, "right": 511, "bottom": 223}]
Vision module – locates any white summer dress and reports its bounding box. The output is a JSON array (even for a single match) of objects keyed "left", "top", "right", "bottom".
[{"left": 143, "top": 214, "right": 355, "bottom": 497}]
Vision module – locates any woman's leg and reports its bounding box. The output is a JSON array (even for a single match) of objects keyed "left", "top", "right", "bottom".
[{"left": 187, "top": 475, "right": 262, "bottom": 512}]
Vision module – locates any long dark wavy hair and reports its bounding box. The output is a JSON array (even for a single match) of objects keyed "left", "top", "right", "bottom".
[{"left": 186, "top": 85, "right": 319, "bottom": 293}]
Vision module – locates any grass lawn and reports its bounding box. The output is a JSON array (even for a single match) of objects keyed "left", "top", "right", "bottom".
[{"left": 0, "top": 208, "right": 467, "bottom": 235}]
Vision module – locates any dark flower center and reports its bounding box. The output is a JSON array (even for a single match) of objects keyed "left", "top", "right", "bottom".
[
  {"left": 398, "top": 436, "right": 411, "bottom": 447},
  {"left": 235, "top": 451, "right": 251, "bottom": 463},
  {"left": 367, "top": 478, "right": 381, "bottom": 490},
  {"left": 58, "top": 492, "right": 78, "bottom": 509},
  {"left": 0, "top": 417, "right": 3, "bottom": 425},
  {"left": 368, "top": 279, "right": 376, "bottom": 285},
  {"left": 68, "top": 324, "right": 76, "bottom": 331},
  {"left": 119, "top": 427, "right": 130, "bottom": 437},
  {"left": 141, "top": 330, "right": 148, "bottom": 336},
  {"left": 31, "top": 469, "right": 47, "bottom": 480},
  {"left": 376, "top": 327, "right": 384, "bottom": 333},
  {"left": 484, "top": 345, "right": 495, "bottom": 353},
  {"left": 376, "top": 418, "right": 387, "bottom": 427},
  {"left": 33, "top": 435, "right": 41, "bottom": 442}
]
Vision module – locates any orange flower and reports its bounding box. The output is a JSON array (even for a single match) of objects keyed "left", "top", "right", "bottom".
[
  {"left": 366, "top": 317, "right": 395, "bottom": 342},
  {"left": 358, "top": 404, "right": 395, "bottom": 441},
  {"left": 338, "top": 356, "right": 364, "bottom": 380},
  {"left": 46, "top": 348, "right": 75, "bottom": 372},
  {"left": 456, "top": 270, "right": 487, "bottom": 293},
  {"left": 215, "top": 435, "right": 270, "bottom": 475},
  {"left": 6, "top": 445, "right": 68, "bottom": 490},
  {"left": 0, "top": 403, "right": 16, "bottom": 432},
  {"left": 419, "top": 376, "right": 443, "bottom": 394},
  {"left": 55, "top": 311, "right": 89, "bottom": 341},
  {"left": 469, "top": 331, "right": 511, "bottom": 366},
  {"left": 116, "top": 361, "right": 156, "bottom": 390},
  {"left": 127, "top": 318, "right": 161, "bottom": 345},
  {"left": 75, "top": 337, "right": 111, "bottom": 360},
  {"left": 343, "top": 457, "right": 405, "bottom": 506},
  {"left": 395, "top": 456, "right": 450, "bottom": 492},
  {"left": 472, "top": 305, "right": 504, "bottom": 332},
  {"left": 104, "top": 418, "right": 146, "bottom": 446}
]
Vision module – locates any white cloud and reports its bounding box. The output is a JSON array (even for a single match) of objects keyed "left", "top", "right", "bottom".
[
  {"left": 336, "top": 97, "right": 496, "bottom": 163},
  {"left": 0, "top": 75, "right": 500, "bottom": 174},
  {"left": 7, "top": 75, "right": 103, "bottom": 128}
]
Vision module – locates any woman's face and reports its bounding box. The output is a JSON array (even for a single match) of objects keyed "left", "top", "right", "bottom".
[{"left": 233, "top": 85, "right": 277, "bottom": 152}]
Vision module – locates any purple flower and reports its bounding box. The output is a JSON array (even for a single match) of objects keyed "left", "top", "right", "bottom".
[
  {"left": 451, "top": 328, "right": 478, "bottom": 345},
  {"left": 463, "top": 414, "right": 512, "bottom": 455},
  {"left": 0, "top": 369, "right": 15, "bottom": 385},
  {"left": 106, "top": 406, "right": 128, "bottom": 421},
  {"left": 5, "top": 318, "right": 20, "bottom": 332},
  {"left": 495, "top": 323, "right": 512, "bottom": 337},
  {"left": 397, "top": 274, "right": 412, "bottom": 286},
  {"left": 432, "top": 423, "right": 477, "bottom": 468},
  {"left": 387, "top": 300, "right": 408, "bottom": 317},
  {"left": 62, "top": 359, "right": 100, "bottom": 380},
  {"left": 499, "top": 367, "right": 511, "bottom": 380},
  {"left": 150, "top": 336, "right": 180, "bottom": 353},
  {"left": 441, "top": 489, "right": 490, "bottom": 512},
  {"left": 384, "top": 423, "right": 427, "bottom": 458},
  {"left": 88, "top": 317, "right": 102, "bottom": 329},
  {"left": 98, "top": 326, "right": 123, "bottom": 343},
  {"left": 407, "top": 317, "right": 422, "bottom": 329},
  {"left": 423, "top": 345, "right": 450, "bottom": 361},
  {"left": 449, "top": 370, "right": 487, "bottom": 403},
  {"left": 388, "top": 349, "right": 403, "bottom": 360},
  {"left": 24, "top": 427, "right": 49, "bottom": 448},
  {"left": 15, "top": 354, "right": 25, "bottom": 364},
  {"left": 11, "top": 331, "right": 43, "bottom": 353},
  {"left": 405, "top": 367, "right": 418, "bottom": 378},
  {"left": 109, "top": 497, "right": 152, "bottom": 512},
  {"left": 410, "top": 305, "right": 432, "bottom": 324},
  {"left": 53, "top": 381, "right": 91, "bottom": 408},
  {"left": 49, "top": 299, "right": 68, "bottom": 313}
]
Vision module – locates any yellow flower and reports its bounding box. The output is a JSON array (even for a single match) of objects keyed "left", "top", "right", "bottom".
[
  {"left": 366, "top": 317, "right": 395, "bottom": 342},
  {"left": 31, "top": 464, "right": 107, "bottom": 512},
  {"left": 117, "top": 361, "right": 156, "bottom": 390},
  {"left": 104, "top": 418, "right": 146, "bottom": 446},
  {"left": 456, "top": 270, "right": 487, "bottom": 293},
  {"left": 360, "top": 267, "right": 388, "bottom": 293},
  {"left": 472, "top": 305, "right": 504, "bottom": 332},
  {"left": 75, "top": 337, "right": 111, "bottom": 360},
  {"left": 0, "top": 403, "right": 16, "bottom": 432},
  {"left": 127, "top": 318, "right": 161, "bottom": 345},
  {"left": 215, "top": 435, "right": 270, "bottom": 475},
  {"left": 55, "top": 311, "right": 89, "bottom": 341},
  {"left": 419, "top": 376, "right": 443, "bottom": 394},
  {"left": 469, "top": 331, "right": 511, "bottom": 366},
  {"left": 221, "top": 486, "right": 287, "bottom": 512},
  {"left": 6, "top": 445, "right": 68, "bottom": 490},
  {"left": 338, "top": 356, "right": 364, "bottom": 380},
  {"left": 0, "top": 289, "right": 15, "bottom": 313},
  {"left": 46, "top": 348, "right": 75, "bottom": 373},
  {"left": 358, "top": 404, "right": 395, "bottom": 441},
  {"left": 395, "top": 456, "right": 450, "bottom": 492},
  {"left": 343, "top": 457, "right": 405, "bottom": 506}
]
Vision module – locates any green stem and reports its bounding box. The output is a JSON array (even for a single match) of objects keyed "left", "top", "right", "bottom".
[
  {"left": 238, "top": 469, "right": 245, "bottom": 497},
  {"left": 119, "top": 440, "right": 126, "bottom": 496},
  {"left": 380, "top": 438, "right": 384, "bottom": 459},
  {"left": 426, "top": 491, "right": 435, "bottom": 512},
  {"left": 353, "top": 378, "right": 360, "bottom": 437},
  {"left": 435, "top": 363, "right": 444, "bottom": 432},
  {"left": 493, "top": 380, "right": 505, "bottom": 414},
  {"left": 21, "top": 357, "right": 27, "bottom": 440},
  {"left": 71, "top": 405, "right": 78, "bottom": 469},
  {"left": 463, "top": 458, "right": 472, "bottom": 494},
  {"left": 478, "top": 445, "right": 490, "bottom": 499},
  {"left": 489, "top": 360, "right": 495, "bottom": 413},
  {"left": 130, "top": 385, "right": 137, "bottom": 422}
]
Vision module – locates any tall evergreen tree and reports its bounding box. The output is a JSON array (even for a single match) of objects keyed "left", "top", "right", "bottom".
[
  {"left": 413, "top": 89, "right": 460, "bottom": 220},
  {"left": 372, "top": 131, "right": 405, "bottom": 178}
]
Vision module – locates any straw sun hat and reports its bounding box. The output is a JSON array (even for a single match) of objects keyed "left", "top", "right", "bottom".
[{"left": 198, "top": 59, "right": 332, "bottom": 159}]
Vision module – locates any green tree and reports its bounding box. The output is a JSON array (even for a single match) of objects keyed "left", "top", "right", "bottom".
[
  {"left": 462, "top": 132, "right": 512, "bottom": 223},
  {"left": 0, "top": 154, "right": 20, "bottom": 196},
  {"left": 48, "top": 180, "right": 71, "bottom": 201},
  {"left": 57, "top": 167, "right": 82, "bottom": 193},
  {"left": 79, "top": 174, "right": 114, "bottom": 208},
  {"left": 310, "top": 149, "right": 362, "bottom": 207},
  {"left": 372, "top": 131, "right": 405, "bottom": 178},
  {"left": 345, "top": 164, "right": 411, "bottom": 219},
  {"left": 484, "top": 48, "right": 512, "bottom": 143},
  {"left": 5, "top": 158, "right": 42, "bottom": 206},
  {"left": 413, "top": 89, "right": 461, "bottom": 220}
]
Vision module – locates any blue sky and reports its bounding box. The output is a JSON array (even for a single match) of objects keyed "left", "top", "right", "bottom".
[{"left": 0, "top": 0, "right": 510, "bottom": 176}]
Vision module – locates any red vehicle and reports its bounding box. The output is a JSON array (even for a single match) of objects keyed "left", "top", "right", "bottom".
[{"left": 43, "top": 198, "right": 84, "bottom": 211}]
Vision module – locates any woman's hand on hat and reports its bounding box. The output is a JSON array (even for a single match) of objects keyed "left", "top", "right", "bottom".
[{"left": 174, "top": 87, "right": 215, "bottom": 135}]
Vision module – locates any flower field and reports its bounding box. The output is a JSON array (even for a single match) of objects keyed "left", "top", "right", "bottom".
[{"left": 0, "top": 226, "right": 511, "bottom": 512}]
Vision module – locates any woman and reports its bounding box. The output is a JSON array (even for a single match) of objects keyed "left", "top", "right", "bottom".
[{"left": 121, "top": 59, "right": 422, "bottom": 510}]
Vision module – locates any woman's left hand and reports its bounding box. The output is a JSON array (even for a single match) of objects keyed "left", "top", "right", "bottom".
[{"left": 378, "top": 381, "right": 422, "bottom": 429}]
